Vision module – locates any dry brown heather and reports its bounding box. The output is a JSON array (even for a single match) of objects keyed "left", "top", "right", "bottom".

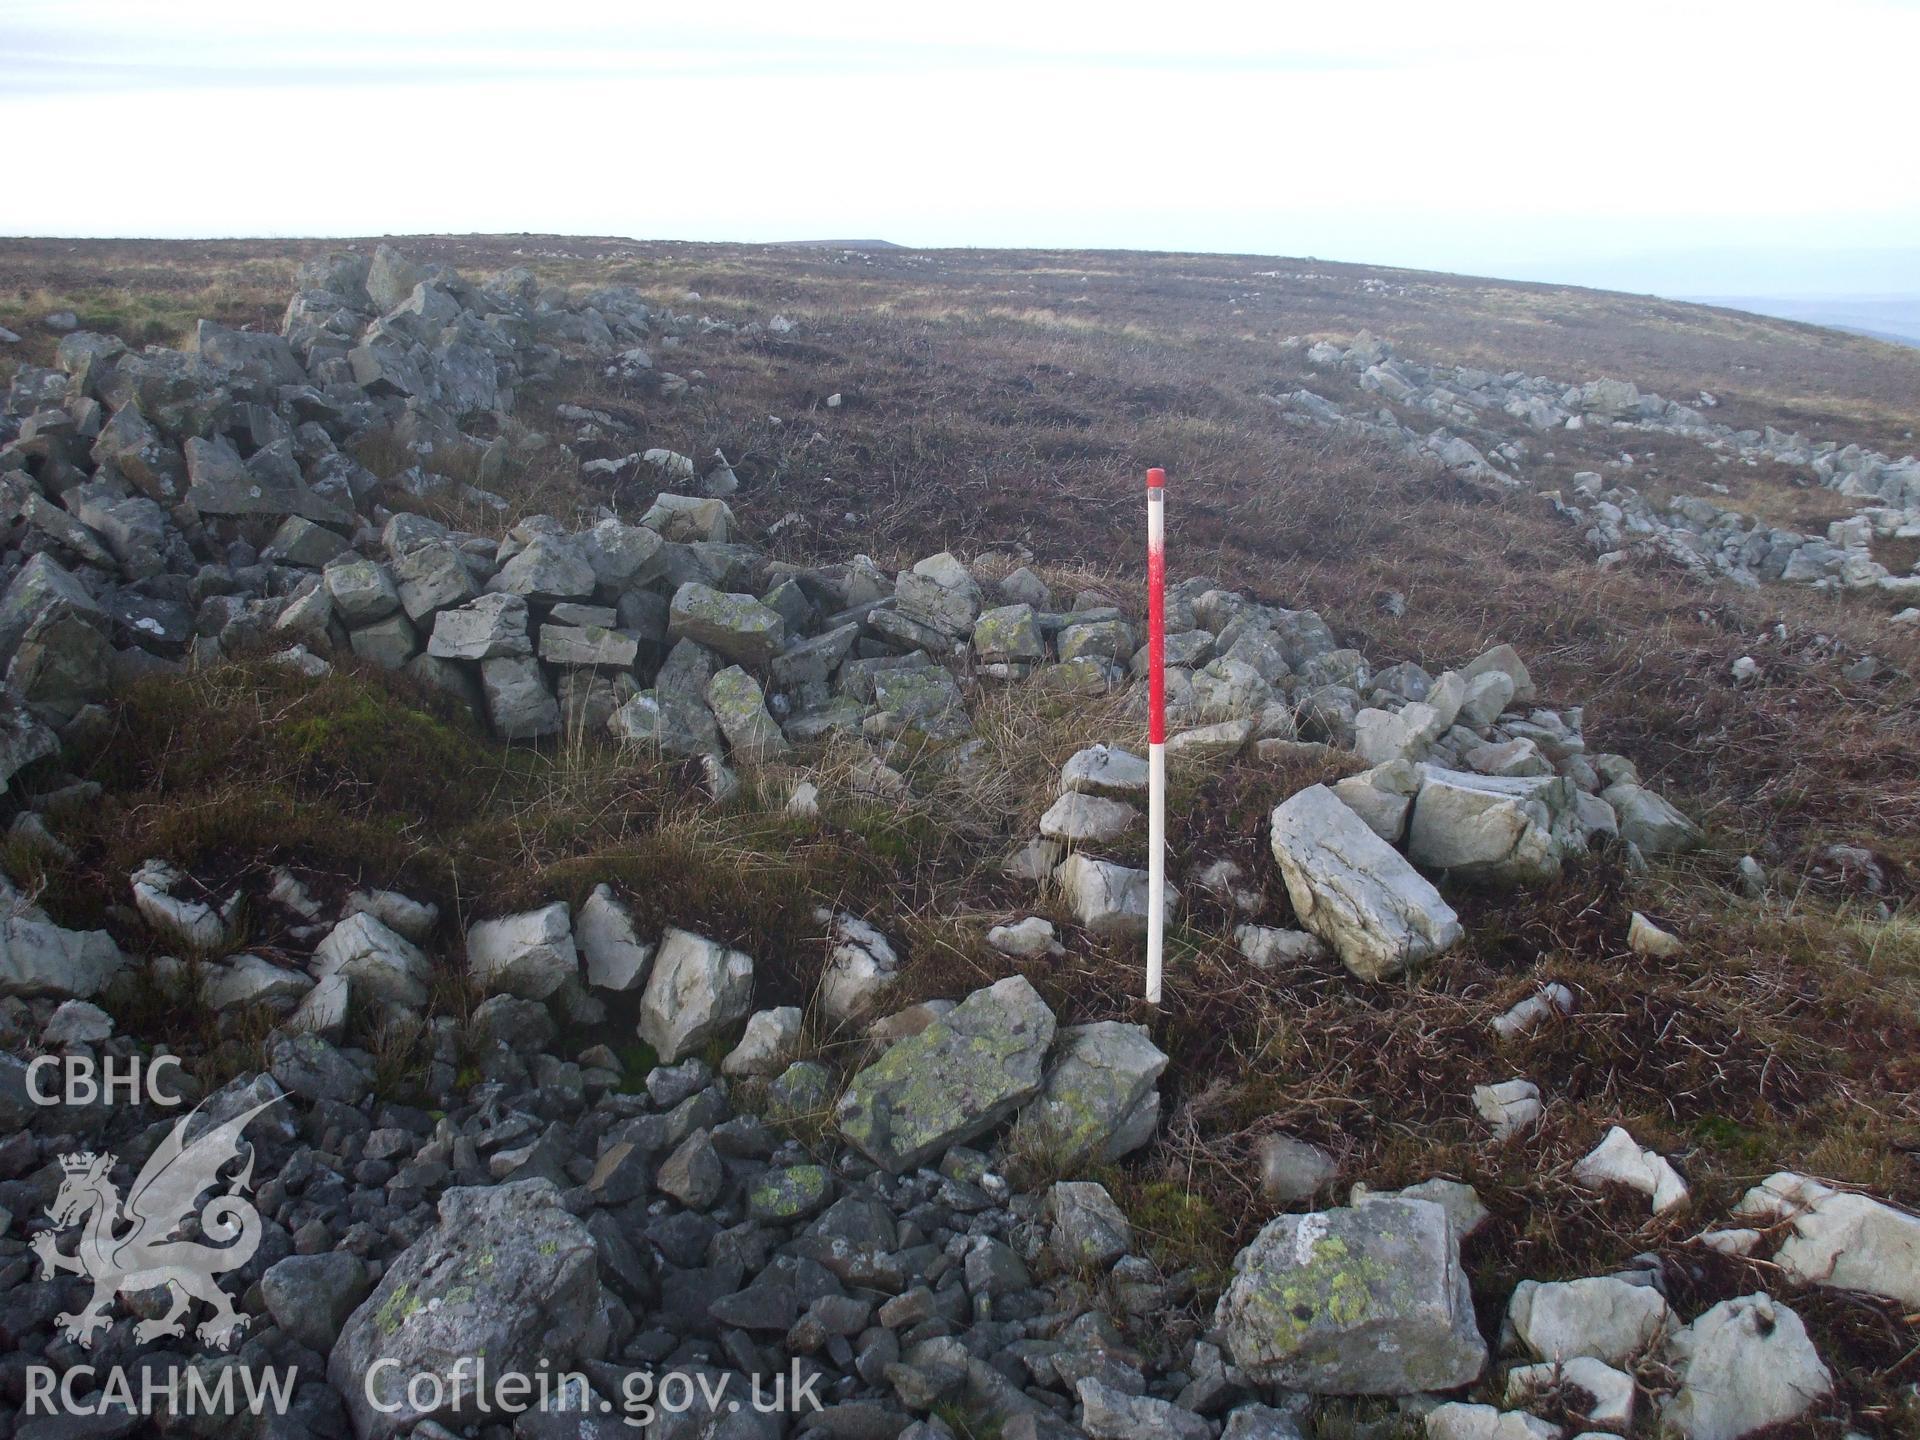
[{"left": 5, "top": 236, "right": 1920, "bottom": 1431}]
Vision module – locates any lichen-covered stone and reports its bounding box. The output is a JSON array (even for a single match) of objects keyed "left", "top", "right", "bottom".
[
  {"left": 706, "top": 665, "right": 789, "bottom": 762},
  {"left": 329, "top": 1179, "right": 601, "bottom": 1440},
  {"left": 667, "top": 582, "right": 785, "bottom": 667},
  {"left": 1011, "top": 1021, "right": 1167, "bottom": 1167},
  {"left": 972, "top": 603, "right": 1044, "bottom": 662},
  {"left": 836, "top": 974, "right": 1056, "bottom": 1173},
  {"left": 748, "top": 1164, "right": 836, "bottom": 1223},
  {"left": 1213, "top": 1198, "right": 1485, "bottom": 1394}
]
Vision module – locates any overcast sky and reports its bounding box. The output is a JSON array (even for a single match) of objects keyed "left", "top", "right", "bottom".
[{"left": 5, "top": 0, "right": 1917, "bottom": 298}]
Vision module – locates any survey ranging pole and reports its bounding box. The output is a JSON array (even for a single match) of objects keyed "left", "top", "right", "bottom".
[{"left": 1145, "top": 467, "right": 1167, "bottom": 1005}]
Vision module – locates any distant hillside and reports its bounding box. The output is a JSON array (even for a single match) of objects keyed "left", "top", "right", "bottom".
[
  {"left": 1689, "top": 293, "right": 1920, "bottom": 349},
  {"left": 765, "top": 238, "right": 905, "bottom": 251}
]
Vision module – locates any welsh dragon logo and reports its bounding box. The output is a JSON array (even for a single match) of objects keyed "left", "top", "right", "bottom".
[{"left": 30, "top": 1096, "right": 280, "bottom": 1350}]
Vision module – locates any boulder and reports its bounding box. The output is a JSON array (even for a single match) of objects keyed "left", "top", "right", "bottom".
[
  {"left": 329, "top": 1179, "right": 602, "bottom": 1440},
  {"left": 324, "top": 558, "right": 402, "bottom": 625},
  {"left": 1049, "top": 1181, "right": 1133, "bottom": 1267},
  {"left": 576, "top": 884, "right": 652, "bottom": 992},
  {"left": 1331, "top": 760, "right": 1420, "bottom": 844},
  {"left": 1571, "top": 1125, "right": 1688, "bottom": 1213},
  {"left": 1425, "top": 1404, "right": 1559, "bottom": 1440},
  {"left": 705, "top": 666, "right": 789, "bottom": 762},
  {"left": 1733, "top": 1172, "right": 1920, "bottom": 1307},
  {"left": 667, "top": 582, "right": 786, "bottom": 667},
  {"left": 973, "top": 603, "right": 1045, "bottom": 662},
  {"left": 1039, "top": 792, "right": 1139, "bottom": 845},
  {"left": 1601, "top": 782, "right": 1702, "bottom": 854},
  {"left": 722, "top": 1006, "right": 804, "bottom": 1078},
  {"left": 1077, "top": 1378, "right": 1210, "bottom": 1440},
  {"left": 1054, "top": 854, "right": 1176, "bottom": 938},
  {"left": 1269, "top": 785, "right": 1463, "bottom": 979},
  {"left": 479, "top": 656, "right": 561, "bottom": 740},
  {"left": 818, "top": 911, "right": 901, "bottom": 1024},
  {"left": 262, "top": 1252, "right": 370, "bottom": 1355},
  {"left": 427, "top": 593, "right": 532, "bottom": 660},
  {"left": 1060, "top": 744, "right": 1150, "bottom": 799},
  {"left": 641, "top": 492, "right": 734, "bottom": 543},
  {"left": 1236, "top": 924, "right": 1332, "bottom": 969},
  {"left": 1661, "top": 1294, "right": 1830, "bottom": 1440},
  {"left": 488, "top": 534, "right": 596, "bottom": 602},
  {"left": 1406, "top": 768, "right": 1578, "bottom": 886},
  {"left": 1507, "top": 1276, "right": 1672, "bottom": 1365},
  {"left": 1213, "top": 1198, "right": 1486, "bottom": 1394},
  {"left": 1472, "top": 1079, "right": 1541, "bottom": 1138},
  {"left": 538, "top": 623, "right": 637, "bottom": 669},
  {"left": 837, "top": 974, "right": 1056, "bottom": 1173},
  {"left": 131, "top": 858, "right": 235, "bottom": 950},
  {"left": 1011, "top": 1020, "right": 1167, "bottom": 1167},
  {"left": 466, "top": 903, "right": 577, "bottom": 1000},
  {"left": 1507, "top": 1355, "right": 1632, "bottom": 1432},
  {"left": 1257, "top": 1134, "right": 1337, "bottom": 1203},
  {"left": 347, "top": 612, "right": 420, "bottom": 671},
  {"left": 1460, "top": 644, "right": 1536, "bottom": 704},
  {"left": 637, "top": 927, "right": 755, "bottom": 1063},
  {"left": 342, "top": 888, "right": 438, "bottom": 942},
  {"left": 0, "top": 915, "right": 124, "bottom": 999},
  {"left": 311, "top": 913, "right": 432, "bottom": 1011},
  {"left": 986, "top": 916, "right": 1057, "bottom": 958}
]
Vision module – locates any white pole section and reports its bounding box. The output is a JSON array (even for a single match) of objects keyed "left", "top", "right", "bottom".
[{"left": 1145, "top": 467, "right": 1167, "bottom": 1005}]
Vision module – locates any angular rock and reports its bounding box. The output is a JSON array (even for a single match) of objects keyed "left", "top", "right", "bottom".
[
  {"left": 638, "top": 927, "right": 755, "bottom": 1063},
  {"left": 1733, "top": 1172, "right": 1920, "bottom": 1307},
  {"left": 428, "top": 592, "right": 532, "bottom": 660},
  {"left": 329, "top": 1179, "right": 601, "bottom": 1440},
  {"left": 1060, "top": 744, "right": 1150, "bottom": 799},
  {"left": 1269, "top": 785, "right": 1463, "bottom": 980},
  {"left": 1257, "top": 1134, "right": 1337, "bottom": 1204},
  {"left": 667, "top": 582, "right": 786, "bottom": 667},
  {"left": 480, "top": 656, "right": 561, "bottom": 740},
  {"left": 1213, "top": 1199, "right": 1486, "bottom": 1393},
  {"left": 1406, "top": 768, "right": 1577, "bottom": 886},
  {"left": 1661, "top": 1293, "right": 1830, "bottom": 1440},
  {"left": 972, "top": 603, "right": 1045, "bottom": 662},
  {"left": 311, "top": 913, "right": 432, "bottom": 1011},
  {"left": 262, "top": 1252, "right": 370, "bottom": 1355},
  {"left": 1601, "top": 783, "right": 1702, "bottom": 855},
  {"left": 467, "top": 903, "right": 577, "bottom": 1000},
  {"left": 722, "top": 1006, "right": 804, "bottom": 1078},
  {"left": 489, "top": 534, "right": 596, "bottom": 602},
  {"left": 1050, "top": 1181, "right": 1133, "bottom": 1267},
  {"left": 1012, "top": 1021, "right": 1167, "bottom": 1167},
  {"left": 1039, "top": 792, "right": 1139, "bottom": 845},
  {"left": 1572, "top": 1126, "right": 1688, "bottom": 1214},
  {"left": 0, "top": 915, "right": 124, "bottom": 999},
  {"left": 538, "top": 623, "right": 637, "bottom": 669},
  {"left": 706, "top": 665, "right": 789, "bottom": 762},
  {"left": 1054, "top": 854, "right": 1175, "bottom": 938},
  {"left": 1077, "top": 1378, "right": 1209, "bottom": 1440},
  {"left": 1507, "top": 1276, "right": 1672, "bottom": 1365},
  {"left": 818, "top": 911, "right": 901, "bottom": 1025},
  {"left": 576, "top": 884, "right": 652, "bottom": 992},
  {"left": 836, "top": 975, "right": 1056, "bottom": 1173}
]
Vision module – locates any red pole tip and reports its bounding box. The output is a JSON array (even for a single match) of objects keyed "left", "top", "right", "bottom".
[{"left": 1146, "top": 467, "right": 1165, "bottom": 489}]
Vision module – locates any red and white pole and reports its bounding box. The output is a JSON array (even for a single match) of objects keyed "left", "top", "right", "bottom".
[{"left": 1145, "top": 467, "right": 1167, "bottom": 1005}]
